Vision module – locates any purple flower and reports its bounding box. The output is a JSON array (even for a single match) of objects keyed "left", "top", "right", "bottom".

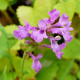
[
  {"left": 14, "top": 25, "right": 29, "bottom": 40},
  {"left": 51, "top": 27, "right": 73, "bottom": 43},
  {"left": 24, "top": 21, "right": 36, "bottom": 30},
  {"left": 31, "top": 19, "right": 48, "bottom": 42},
  {"left": 14, "top": 21, "right": 33, "bottom": 40},
  {"left": 50, "top": 37, "right": 66, "bottom": 59},
  {"left": 51, "top": 13, "right": 73, "bottom": 43},
  {"left": 52, "top": 13, "right": 71, "bottom": 27},
  {"left": 48, "top": 9, "right": 60, "bottom": 24},
  {"left": 13, "top": 9, "right": 73, "bottom": 61},
  {"left": 28, "top": 53, "right": 42, "bottom": 73}
]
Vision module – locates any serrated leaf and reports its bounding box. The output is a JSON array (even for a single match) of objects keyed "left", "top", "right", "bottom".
[
  {"left": 53, "top": 0, "right": 76, "bottom": 20},
  {"left": 16, "top": 0, "right": 52, "bottom": 26}
]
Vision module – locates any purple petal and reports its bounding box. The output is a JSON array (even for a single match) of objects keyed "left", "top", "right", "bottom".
[
  {"left": 51, "top": 28, "right": 73, "bottom": 43},
  {"left": 59, "top": 13, "right": 69, "bottom": 25},
  {"left": 52, "top": 13, "right": 70, "bottom": 27},
  {"left": 50, "top": 37, "right": 66, "bottom": 59},
  {"left": 48, "top": 9, "right": 57, "bottom": 17},
  {"left": 29, "top": 53, "right": 42, "bottom": 73},
  {"left": 48, "top": 9, "right": 60, "bottom": 23},
  {"left": 38, "top": 19, "right": 48, "bottom": 30},
  {"left": 31, "top": 30, "right": 48, "bottom": 42},
  {"left": 59, "top": 43, "right": 67, "bottom": 51},
  {"left": 36, "top": 54, "right": 43, "bottom": 59},
  {"left": 56, "top": 52, "right": 64, "bottom": 59},
  {"left": 14, "top": 25, "right": 30, "bottom": 40},
  {"left": 13, "top": 30, "right": 19, "bottom": 38},
  {"left": 61, "top": 30, "right": 73, "bottom": 42}
]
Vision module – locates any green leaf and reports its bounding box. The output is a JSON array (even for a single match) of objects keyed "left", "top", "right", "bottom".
[
  {"left": 75, "top": 0, "right": 80, "bottom": 17},
  {"left": 0, "top": 32, "right": 8, "bottom": 51},
  {"left": 0, "top": 0, "right": 8, "bottom": 10},
  {"left": 4, "top": 24, "right": 18, "bottom": 34},
  {"left": 13, "top": 56, "right": 36, "bottom": 79},
  {"left": 0, "top": 24, "right": 7, "bottom": 38},
  {"left": 0, "top": 58, "right": 11, "bottom": 71},
  {"left": 71, "top": 62, "right": 79, "bottom": 75},
  {"left": 77, "top": 70, "right": 80, "bottom": 79},
  {"left": 6, "top": 72, "right": 17, "bottom": 80},
  {"left": 71, "top": 14, "right": 80, "bottom": 33},
  {"left": 36, "top": 49, "right": 59, "bottom": 80},
  {"left": 0, "top": 24, "right": 8, "bottom": 52},
  {"left": 0, "top": 51, "right": 10, "bottom": 59},
  {"left": 16, "top": 0, "right": 52, "bottom": 26},
  {"left": 57, "top": 60, "right": 74, "bottom": 80},
  {"left": 9, "top": 0, "right": 18, "bottom": 5},
  {"left": 0, "top": 71, "right": 17, "bottom": 80},
  {"left": 62, "top": 38, "right": 80, "bottom": 59},
  {"left": 53, "top": 0, "right": 76, "bottom": 20},
  {"left": 2, "top": 66, "right": 7, "bottom": 80},
  {"left": 64, "top": 74, "right": 76, "bottom": 80},
  {"left": 0, "top": 24, "right": 18, "bottom": 58}
]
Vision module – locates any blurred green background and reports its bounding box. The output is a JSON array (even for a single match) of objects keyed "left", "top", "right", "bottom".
[{"left": 0, "top": 0, "right": 80, "bottom": 80}]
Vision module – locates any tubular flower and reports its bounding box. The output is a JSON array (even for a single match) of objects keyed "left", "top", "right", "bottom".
[
  {"left": 14, "top": 9, "right": 73, "bottom": 72},
  {"left": 31, "top": 19, "right": 48, "bottom": 42}
]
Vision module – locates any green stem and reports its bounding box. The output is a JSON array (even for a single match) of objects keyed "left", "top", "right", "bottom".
[
  {"left": 7, "top": 0, "right": 16, "bottom": 15},
  {"left": 21, "top": 53, "right": 26, "bottom": 79},
  {"left": 1, "top": 11, "right": 14, "bottom": 24},
  {"left": 8, "top": 3, "right": 16, "bottom": 15}
]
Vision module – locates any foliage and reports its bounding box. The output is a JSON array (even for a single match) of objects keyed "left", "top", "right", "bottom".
[
  {"left": 0, "top": 0, "right": 18, "bottom": 10},
  {"left": 0, "top": 0, "right": 80, "bottom": 80},
  {"left": 53, "top": 0, "right": 76, "bottom": 20},
  {"left": 16, "top": 0, "right": 53, "bottom": 26}
]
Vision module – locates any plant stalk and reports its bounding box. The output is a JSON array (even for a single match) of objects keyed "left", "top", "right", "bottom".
[
  {"left": 1, "top": 11, "right": 14, "bottom": 24},
  {"left": 21, "top": 53, "right": 27, "bottom": 80}
]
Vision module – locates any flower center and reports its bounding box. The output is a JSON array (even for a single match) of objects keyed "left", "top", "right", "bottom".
[{"left": 40, "top": 30, "right": 44, "bottom": 34}]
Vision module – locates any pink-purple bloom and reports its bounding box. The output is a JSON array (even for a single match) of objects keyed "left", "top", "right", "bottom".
[
  {"left": 14, "top": 25, "right": 29, "bottom": 40},
  {"left": 14, "top": 9, "right": 73, "bottom": 72},
  {"left": 48, "top": 9, "right": 60, "bottom": 24},
  {"left": 31, "top": 19, "right": 48, "bottom": 42},
  {"left": 28, "top": 53, "right": 42, "bottom": 73},
  {"left": 14, "top": 21, "right": 35, "bottom": 40},
  {"left": 50, "top": 37, "right": 66, "bottom": 59}
]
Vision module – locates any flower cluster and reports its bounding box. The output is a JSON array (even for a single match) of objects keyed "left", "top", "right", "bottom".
[{"left": 14, "top": 9, "right": 73, "bottom": 73}]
